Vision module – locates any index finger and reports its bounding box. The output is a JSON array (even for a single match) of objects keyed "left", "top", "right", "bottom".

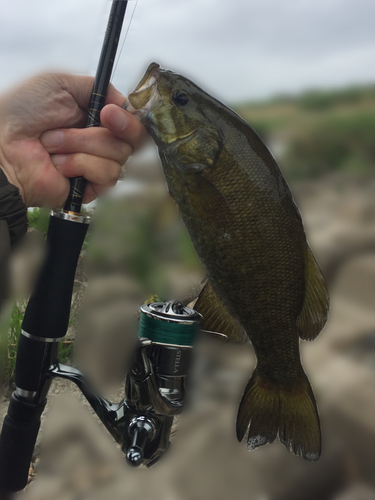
[{"left": 59, "top": 75, "right": 126, "bottom": 114}]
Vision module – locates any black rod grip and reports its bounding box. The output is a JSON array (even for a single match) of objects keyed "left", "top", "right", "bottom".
[
  {"left": 15, "top": 336, "right": 58, "bottom": 393},
  {"left": 22, "top": 214, "right": 88, "bottom": 339},
  {"left": 0, "top": 395, "right": 46, "bottom": 493}
]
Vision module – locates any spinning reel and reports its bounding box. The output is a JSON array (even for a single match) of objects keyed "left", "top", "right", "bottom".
[{"left": 50, "top": 300, "right": 202, "bottom": 468}]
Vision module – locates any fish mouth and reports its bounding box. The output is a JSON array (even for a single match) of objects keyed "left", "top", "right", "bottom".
[{"left": 123, "top": 62, "right": 160, "bottom": 119}]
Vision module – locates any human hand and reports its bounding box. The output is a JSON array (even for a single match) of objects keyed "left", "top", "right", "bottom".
[{"left": 0, "top": 73, "right": 147, "bottom": 208}]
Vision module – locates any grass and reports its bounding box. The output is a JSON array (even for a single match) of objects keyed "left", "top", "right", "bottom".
[
  {"left": 0, "top": 301, "right": 25, "bottom": 388},
  {"left": 0, "top": 297, "right": 79, "bottom": 392},
  {"left": 27, "top": 207, "right": 50, "bottom": 235}
]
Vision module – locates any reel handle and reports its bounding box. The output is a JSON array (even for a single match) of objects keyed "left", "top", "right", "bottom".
[
  {"left": 0, "top": 395, "right": 46, "bottom": 493},
  {"left": 125, "top": 416, "right": 156, "bottom": 467}
]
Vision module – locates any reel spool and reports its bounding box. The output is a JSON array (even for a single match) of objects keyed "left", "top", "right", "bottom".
[{"left": 139, "top": 300, "right": 202, "bottom": 403}]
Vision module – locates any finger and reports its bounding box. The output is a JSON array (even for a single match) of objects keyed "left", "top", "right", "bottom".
[
  {"left": 11, "top": 142, "right": 70, "bottom": 208},
  {"left": 100, "top": 104, "right": 148, "bottom": 150},
  {"left": 30, "top": 165, "right": 70, "bottom": 209},
  {"left": 51, "top": 153, "right": 121, "bottom": 187},
  {"left": 41, "top": 127, "right": 133, "bottom": 165},
  {"left": 83, "top": 183, "right": 109, "bottom": 204}
]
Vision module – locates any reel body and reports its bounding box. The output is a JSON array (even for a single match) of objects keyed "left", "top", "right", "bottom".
[{"left": 48, "top": 300, "right": 202, "bottom": 468}]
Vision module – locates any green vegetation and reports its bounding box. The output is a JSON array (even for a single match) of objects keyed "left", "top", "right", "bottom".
[
  {"left": 0, "top": 301, "right": 25, "bottom": 389},
  {"left": 28, "top": 207, "right": 50, "bottom": 235},
  {"left": 0, "top": 300, "right": 76, "bottom": 391},
  {"left": 297, "top": 85, "right": 375, "bottom": 111},
  {"left": 235, "top": 84, "right": 375, "bottom": 179},
  {"left": 27, "top": 207, "right": 90, "bottom": 248}
]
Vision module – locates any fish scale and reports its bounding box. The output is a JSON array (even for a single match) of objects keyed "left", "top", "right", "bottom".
[{"left": 126, "top": 63, "right": 329, "bottom": 461}]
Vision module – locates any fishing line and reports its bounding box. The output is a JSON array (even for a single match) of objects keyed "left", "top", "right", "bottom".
[
  {"left": 138, "top": 312, "right": 198, "bottom": 347},
  {"left": 112, "top": 0, "right": 139, "bottom": 81}
]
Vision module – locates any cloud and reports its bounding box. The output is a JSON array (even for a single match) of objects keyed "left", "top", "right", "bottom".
[{"left": 0, "top": 0, "right": 374, "bottom": 102}]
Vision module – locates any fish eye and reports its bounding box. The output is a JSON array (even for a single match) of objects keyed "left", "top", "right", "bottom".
[{"left": 172, "top": 91, "right": 189, "bottom": 106}]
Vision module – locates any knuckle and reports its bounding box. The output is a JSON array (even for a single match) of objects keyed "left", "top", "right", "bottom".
[
  {"left": 70, "top": 129, "right": 87, "bottom": 149},
  {"left": 73, "top": 151, "right": 86, "bottom": 166}
]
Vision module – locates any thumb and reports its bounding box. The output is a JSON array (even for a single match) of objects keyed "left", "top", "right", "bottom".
[{"left": 100, "top": 104, "right": 147, "bottom": 150}]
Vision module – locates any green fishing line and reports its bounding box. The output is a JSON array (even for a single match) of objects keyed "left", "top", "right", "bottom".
[{"left": 138, "top": 312, "right": 197, "bottom": 347}]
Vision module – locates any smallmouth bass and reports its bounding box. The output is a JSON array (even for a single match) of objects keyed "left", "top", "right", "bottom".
[{"left": 125, "top": 63, "right": 329, "bottom": 461}]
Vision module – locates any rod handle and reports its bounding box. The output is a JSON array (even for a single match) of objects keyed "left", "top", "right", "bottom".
[
  {"left": 0, "top": 395, "right": 46, "bottom": 493},
  {"left": 22, "top": 213, "right": 88, "bottom": 341}
]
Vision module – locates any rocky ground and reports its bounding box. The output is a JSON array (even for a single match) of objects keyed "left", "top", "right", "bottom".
[{"left": 1, "top": 173, "right": 375, "bottom": 500}]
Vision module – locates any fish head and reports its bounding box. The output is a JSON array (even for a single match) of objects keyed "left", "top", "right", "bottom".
[{"left": 125, "top": 63, "right": 222, "bottom": 172}]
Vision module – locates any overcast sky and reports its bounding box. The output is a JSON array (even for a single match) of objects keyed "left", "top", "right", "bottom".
[{"left": 0, "top": 0, "right": 374, "bottom": 103}]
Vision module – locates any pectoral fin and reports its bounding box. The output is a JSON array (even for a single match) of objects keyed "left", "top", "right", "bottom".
[
  {"left": 297, "top": 247, "right": 329, "bottom": 341},
  {"left": 194, "top": 281, "right": 248, "bottom": 344},
  {"left": 188, "top": 173, "right": 233, "bottom": 225}
]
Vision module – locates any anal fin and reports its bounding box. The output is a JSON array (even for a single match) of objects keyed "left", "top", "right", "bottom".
[{"left": 297, "top": 246, "right": 329, "bottom": 341}]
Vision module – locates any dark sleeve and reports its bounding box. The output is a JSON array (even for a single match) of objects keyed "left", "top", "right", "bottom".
[
  {"left": 0, "top": 169, "right": 28, "bottom": 310},
  {"left": 0, "top": 169, "right": 28, "bottom": 247}
]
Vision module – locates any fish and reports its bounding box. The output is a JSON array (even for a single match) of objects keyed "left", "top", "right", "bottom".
[{"left": 124, "top": 62, "right": 329, "bottom": 461}]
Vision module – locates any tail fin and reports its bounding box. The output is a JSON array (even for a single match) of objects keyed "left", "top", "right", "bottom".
[{"left": 236, "top": 369, "right": 321, "bottom": 461}]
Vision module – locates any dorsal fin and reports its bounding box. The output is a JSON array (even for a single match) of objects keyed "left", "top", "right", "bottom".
[
  {"left": 194, "top": 281, "right": 248, "bottom": 344},
  {"left": 297, "top": 247, "right": 329, "bottom": 341}
]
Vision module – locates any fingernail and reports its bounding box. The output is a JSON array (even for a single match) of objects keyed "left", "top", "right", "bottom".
[
  {"left": 51, "top": 154, "right": 67, "bottom": 167},
  {"left": 42, "top": 130, "right": 64, "bottom": 148},
  {"left": 108, "top": 106, "right": 128, "bottom": 130}
]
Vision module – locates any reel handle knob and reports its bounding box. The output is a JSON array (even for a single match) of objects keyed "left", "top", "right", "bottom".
[
  {"left": 125, "top": 416, "right": 156, "bottom": 467},
  {"left": 126, "top": 446, "right": 144, "bottom": 467}
]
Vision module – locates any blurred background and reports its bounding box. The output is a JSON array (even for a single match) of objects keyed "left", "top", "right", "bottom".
[{"left": 0, "top": 0, "right": 374, "bottom": 499}]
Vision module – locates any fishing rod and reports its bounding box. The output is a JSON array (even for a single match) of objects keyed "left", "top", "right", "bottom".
[
  {"left": 65, "top": 0, "right": 127, "bottom": 214},
  {"left": 0, "top": 1, "right": 204, "bottom": 494}
]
